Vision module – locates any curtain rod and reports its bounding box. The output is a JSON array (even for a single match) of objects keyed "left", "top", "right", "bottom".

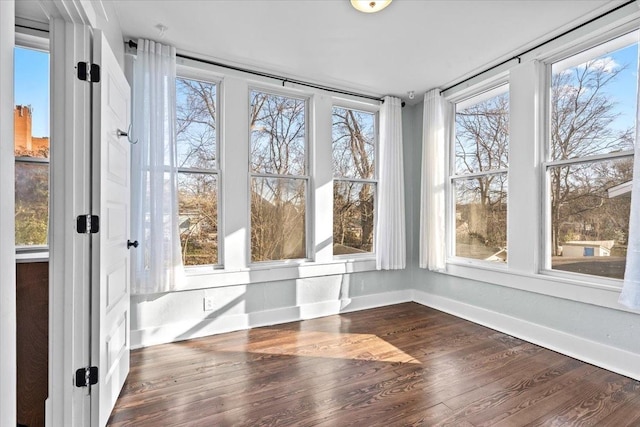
[
  {"left": 439, "top": 0, "right": 636, "bottom": 95},
  {"left": 126, "top": 40, "right": 385, "bottom": 103}
]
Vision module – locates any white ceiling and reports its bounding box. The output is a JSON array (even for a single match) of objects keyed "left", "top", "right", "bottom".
[{"left": 18, "top": 0, "right": 622, "bottom": 102}]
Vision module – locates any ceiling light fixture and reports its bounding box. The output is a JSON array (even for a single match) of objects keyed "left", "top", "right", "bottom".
[{"left": 350, "top": 0, "right": 392, "bottom": 13}]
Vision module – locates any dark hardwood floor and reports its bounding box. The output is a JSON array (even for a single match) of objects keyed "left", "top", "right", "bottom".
[{"left": 108, "top": 303, "right": 640, "bottom": 426}]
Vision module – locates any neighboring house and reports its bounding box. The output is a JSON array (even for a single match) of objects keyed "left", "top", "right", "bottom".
[{"left": 562, "top": 240, "right": 615, "bottom": 257}]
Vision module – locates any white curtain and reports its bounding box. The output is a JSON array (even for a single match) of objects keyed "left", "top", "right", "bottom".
[
  {"left": 376, "top": 96, "right": 406, "bottom": 270},
  {"left": 419, "top": 89, "right": 449, "bottom": 271},
  {"left": 131, "top": 39, "right": 185, "bottom": 294},
  {"left": 619, "top": 59, "right": 640, "bottom": 309}
]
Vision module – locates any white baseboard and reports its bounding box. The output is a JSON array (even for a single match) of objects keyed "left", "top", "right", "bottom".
[
  {"left": 412, "top": 289, "right": 640, "bottom": 381},
  {"left": 131, "top": 289, "right": 412, "bottom": 349}
]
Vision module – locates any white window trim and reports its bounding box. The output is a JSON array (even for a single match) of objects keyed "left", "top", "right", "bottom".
[
  {"left": 175, "top": 69, "right": 223, "bottom": 269},
  {"left": 171, "top": 61, "right": 383, "bottom": 288},
  {"left": 331, "top": 101, "right": 379, "bottom": 260},
  {"left": 446, "top": 80, "right": 510, "bottom": 268},
  {"left": 248, "top": 86, "right": 312, "bottom": 264},
  {"left": 181, "top": 257, "right": 377, "bottom": 290},
  {"left": 443, "top": 11, "right": 640, "bottom": 312},
  {"left": 540, "top": 30, "right": 637, "bottom": 283}
]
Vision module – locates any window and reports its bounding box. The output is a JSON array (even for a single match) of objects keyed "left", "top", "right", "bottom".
[
  {"left": 332, "top": 106, "right": 376, "bottom": 255},
  {"left": 546, "top": 32, "right": 637, "bottom": 280},
  {"left": 452, "top": 85, "right": 509, "bottom": 263},
  {"left": 14, "top": 45, "right": 50, "bottom": 250},
  {"left": 176, "top": 77, "right": 220, "bottom": 266},
  {"left": 249, "top": 90, "right": 308, "bottom": 262}
]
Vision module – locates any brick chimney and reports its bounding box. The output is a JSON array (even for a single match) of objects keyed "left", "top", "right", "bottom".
[{"left": 14, "top": 105, "right": 33, "bottom": 152}]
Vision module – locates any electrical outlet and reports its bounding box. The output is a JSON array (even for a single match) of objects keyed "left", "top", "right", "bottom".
[{"left": 203, "top": 296, "right": 215, "bottom": 311}]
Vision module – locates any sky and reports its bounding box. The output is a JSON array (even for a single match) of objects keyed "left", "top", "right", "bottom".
[
  {"left": 14, "top": 46, "right": 49, "bottom": 138},
  {"left": 607, "top": 43, "right": 638, "bottom": 134}
]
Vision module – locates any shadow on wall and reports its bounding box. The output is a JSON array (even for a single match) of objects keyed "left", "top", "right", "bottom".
[{"left": 132, "top": 271, "right": 360, "bottom": 347}]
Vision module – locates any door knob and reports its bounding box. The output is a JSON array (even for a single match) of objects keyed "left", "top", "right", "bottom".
[{"left": 127, "top": 240, "right": 139, "bottom": 249}]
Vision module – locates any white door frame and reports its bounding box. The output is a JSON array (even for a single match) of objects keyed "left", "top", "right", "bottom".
[
  {"left": 47, "top": 17, "right": 92, "bottom": 427},
  {"left": 42, "top": 1, "right": 103, "bottom": 426},
  {"left": 0, "top": 1, "right": 16, "bottom": 426}
]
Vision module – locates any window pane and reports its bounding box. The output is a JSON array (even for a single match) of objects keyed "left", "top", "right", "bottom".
[
  {"left": 333, "top": 181, "right": 375, "bottom": 254},
  {"left": 250, "top": 91, "right": 306, "bottom": 175},
  {"left": 455, "top": 86, "right": 509, "bottom": 175},
  {"left": 550, "top": 33, "right": 638, "bottom": 161},
  {"left": 178, "top": 173, "right": 218, "bottom": 266},
  {"left": 15, "top": 162, "right": 49, "bottom": 247},
  {"left": 251, "top": 177, "right": 306, "bottom": 262},
  {"left": 332, "top": 107, "right": 375, "bottom": 179},
  {"left": 15, "top": 46, "right": 50, "bottom": 248},
  {"left": 176, "top": 78, "right": 217, "bottom": 169},
  {"left": 549, "top": 157, "right": 633, "bottom": 279},
  {"left": 454, "top": 174, "right": 507, "bottom": 262}
]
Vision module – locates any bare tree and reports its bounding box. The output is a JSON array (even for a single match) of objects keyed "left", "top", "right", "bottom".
[
  {"left": 332, "top": 108, "right": 375, "bottom": 253},
  {"left": 453, "top": 56, "right": 634, "bottom": 261},
  {"left": 176, "top": 78, "right": 219, "bottom": 265},
  {"left": 250, "top": 91, "right": 306, "bottom": 261},
  {"left": 549, "top": 59, "right": 633, "bottom": 255},
  {"left": 455, "top": 93, "right": 509, "bottom": 250}
]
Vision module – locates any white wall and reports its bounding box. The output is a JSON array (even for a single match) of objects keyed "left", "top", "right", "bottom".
[
  {"left": 94, "top": 1, "right": 125, "bottom": 67},
  {"left": 0, "top": 2, "right": 16, "bottom": 426}
]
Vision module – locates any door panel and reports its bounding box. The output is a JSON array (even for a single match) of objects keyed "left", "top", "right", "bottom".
[{"left": 92, "top": 31, "right": 131, "bottom": 427}]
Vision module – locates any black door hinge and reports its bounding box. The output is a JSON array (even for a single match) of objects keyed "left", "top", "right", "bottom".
[
  {"left": 75, "top": 366, "right": 98, "bottom": 387},
  {"left": 77, "top": 62, "right": 100, "bottom": 82},
  {"left": 77, "top": 215, "right": 100, "bottom": 234}
]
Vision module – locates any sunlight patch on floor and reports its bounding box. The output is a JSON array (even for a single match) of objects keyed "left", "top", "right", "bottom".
[{"left": 220, "top": 330, "right": 422, "bottom": 364}]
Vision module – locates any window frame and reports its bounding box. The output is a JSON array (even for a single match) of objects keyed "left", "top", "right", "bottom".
[
  {"left": 540, "top": 28, "right": 638, "bottom": 285},
  {"left": 175, "top": 65, "right": 223, "bottom": 272},
  {"left": 446, "top": 80, "right": 510, "bottom": 268},
  {"left": 14, "top": 30, "right": 50, "bottom": 260},
  {"left": 171, "top": 58, "right": 379, "bottom": 290},
  {"left": 248, "top": 86, "right": 312, "bottom": 265},
  {"left": 331, "top": 102, "right": 379, "bottom": 259},
  {"left": 438, "top": 13, "right": 640, "bottom": 312}
]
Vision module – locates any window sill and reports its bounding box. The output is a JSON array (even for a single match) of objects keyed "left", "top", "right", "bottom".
[
  {"left": 443, "top": 261, "right": 630, "bottom": 313},
  {"left": 179, "top": 257, "right": 377, "bottom": 291}
]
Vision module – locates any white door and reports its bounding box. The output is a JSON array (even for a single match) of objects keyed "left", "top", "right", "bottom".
[{"left": 91, "top": 31, "right": 131, "bottom": 427}]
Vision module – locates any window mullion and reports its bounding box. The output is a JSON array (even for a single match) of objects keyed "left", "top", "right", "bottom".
[{"left": 544, "top": 150, "right": 635, "bottom": 169}]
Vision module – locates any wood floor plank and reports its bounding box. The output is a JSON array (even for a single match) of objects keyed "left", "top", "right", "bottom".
[
  {"left": 525, "top": 371, "right": 639, "bottom": 426},
  {"left": 108, "top": 303, "right": 640, "bottom": 426}
]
